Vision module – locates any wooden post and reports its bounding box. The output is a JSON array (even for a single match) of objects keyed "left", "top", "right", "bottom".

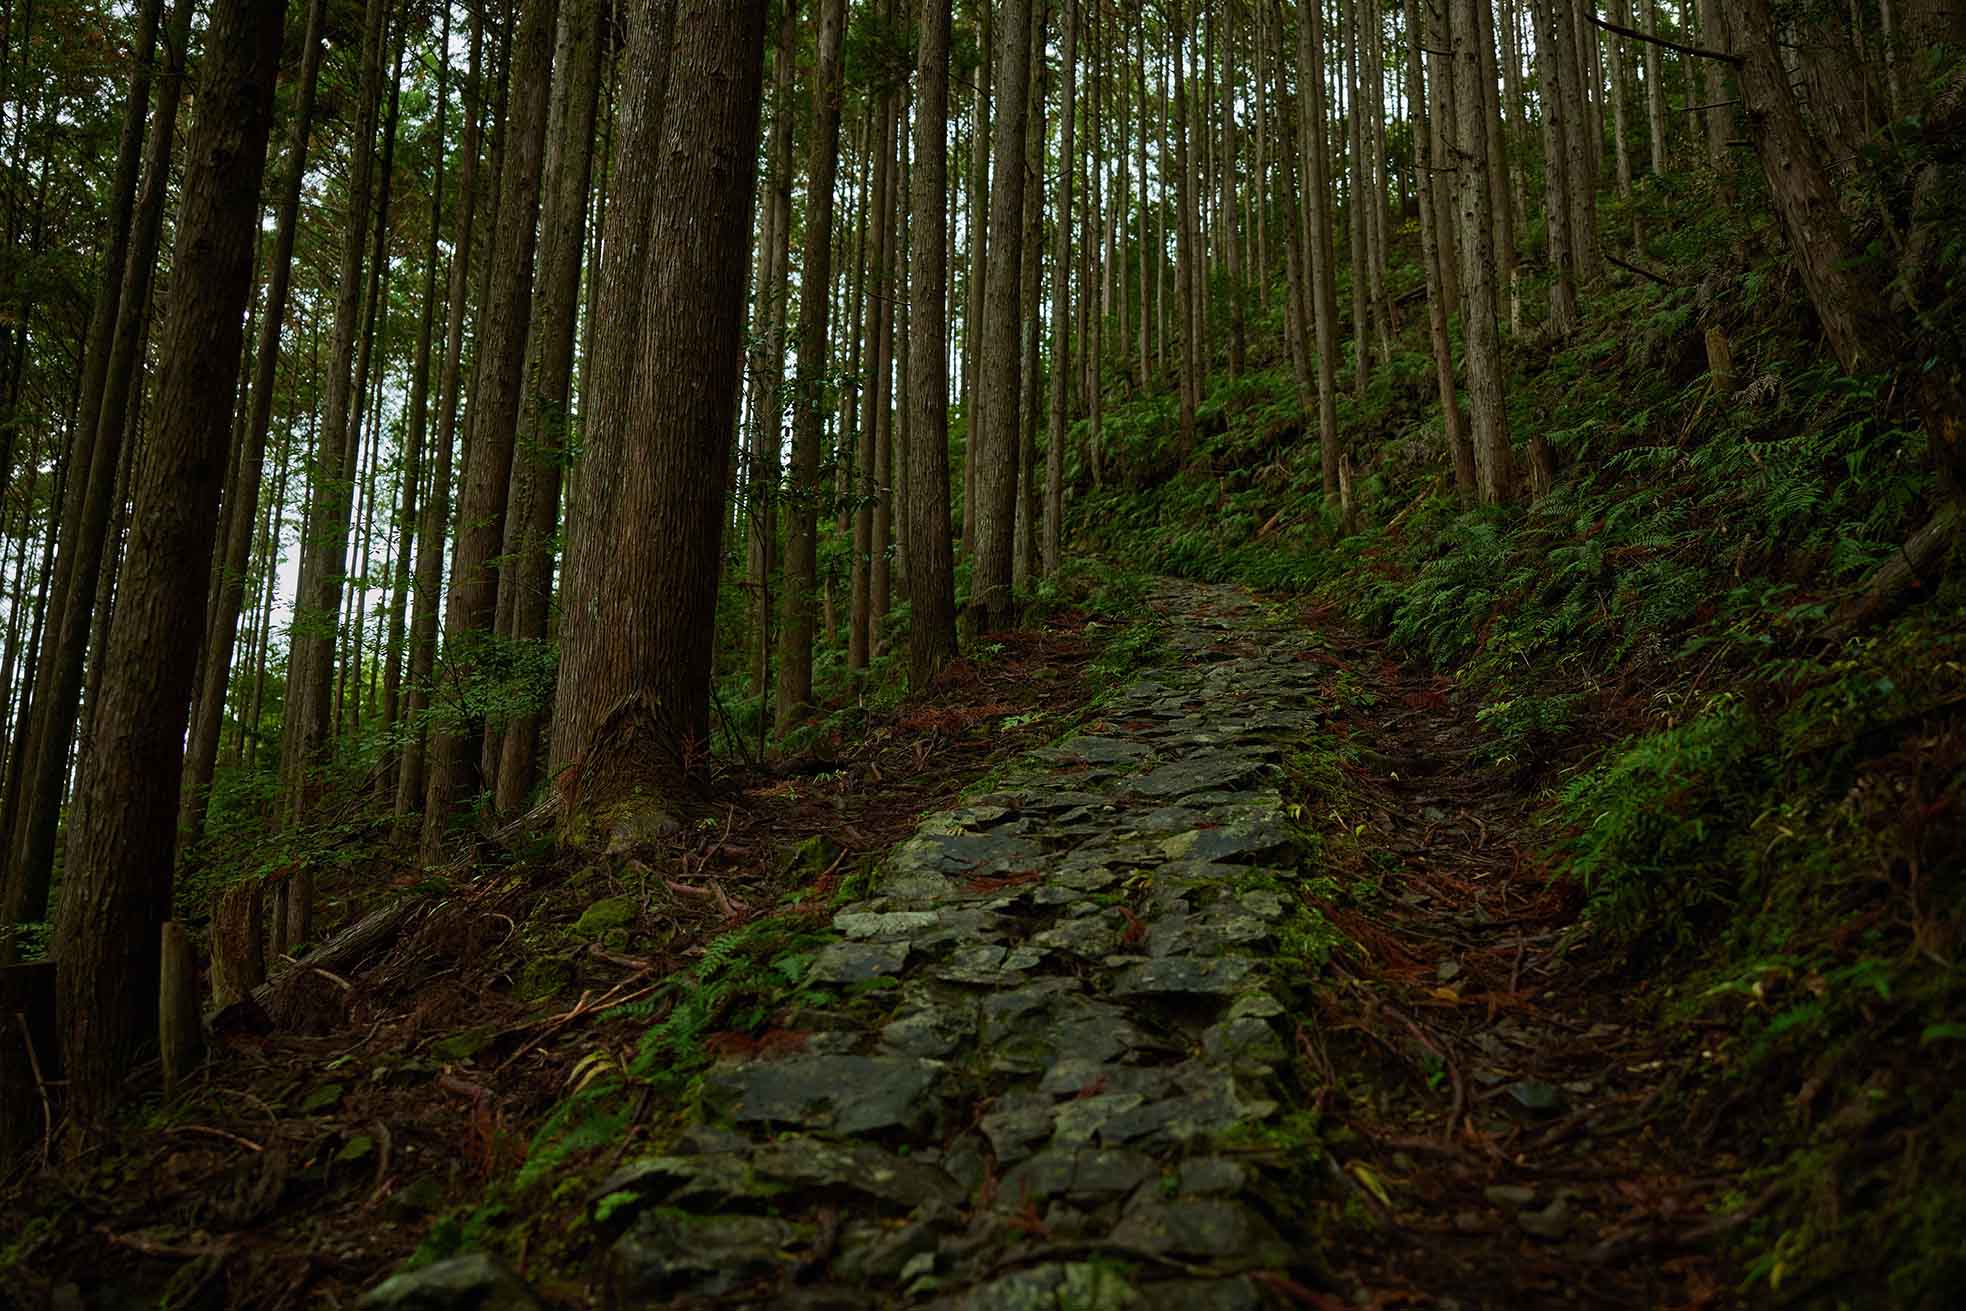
[
  {"left": 210, "top": 879, "right": 266, "bottom": 1008},
  {"left": 286, "top": 867, "right": 315, "bottom": 949},
  {"left": 1338, "top": 454, "right": 1359, "bottom": 537},
  {"left": 1705, "top": 324, "right": 1736, "bottom": 393},
  {"left": 0, "top": 961, "right": 58, "bottom": 1162},
  {"left": 160, "top": 921, "right": 205, "bottom": 1091}
]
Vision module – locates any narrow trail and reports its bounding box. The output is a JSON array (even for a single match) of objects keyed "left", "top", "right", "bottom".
[{"left": 414, "top": 579, "right": 1732, "bottom": 1309}]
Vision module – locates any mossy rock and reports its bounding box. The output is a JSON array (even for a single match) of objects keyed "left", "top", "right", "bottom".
[
  {"left": 574, "top": 895, "right": 638, "bottom": 938},
  {"left": 777, "top": 835, "right": 841, "bottom": 877},
  {"left": 433, "top": 1025, "right": 498, "bottom": 1062},
  {"left": 517, "top": 954, "right": 577, "bottom": 1003}
]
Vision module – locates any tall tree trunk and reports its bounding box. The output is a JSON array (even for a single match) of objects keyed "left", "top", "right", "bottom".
[
  {"left": 181, "top": 0, "right": 329, "bottom": 860},
  {"left": 382, "top": 3, "right": 452, "bottom": 761},
  {"left": 1296, "top": 0, "right": 1342, "bottom": 500},
  {"left": 1044, "top": 0, "right": 1079, "bottom": 578},
  {"left": 1453, "top": 0, "right": 1516, "bottom": 504},
  {"left": 774, "top": 0, "right": 848, "bottom": 730},
  {"left": 2, "top": 0, "right": 192, "bottom": 945},
  {"left": 1538, "top": 0, "right": 1582, "bottom": 335},
  {"left": 905, "top": 0, "right": 959, "bottom": 689},
  {"left": 550, "top": 0, "right": 767, "bottom": 844},
  {"left": 851, "top": 49, "right": 899, "bottom": 672},
  {"left": 1220, "top": 0, "right": 1246, "bottom": 376},
  {"left": 1172, "top": 8, "right": 1201, "bottom": 460},
  {"left": 55, "top": 0, "right": 282, "bottom": 1124},
  {"left": 422, "top": 0, "right": 561, "bottom": 859},
  {"left": 1411, "top": 0, "right": 1476, "bottom": 494},
  {"left": 494, "top": 0, "right": 605, "bottom": 816},
  {"left": 1644, "top": 0, "right": 1669, "bottom": 176},
  {"left": 399, "top": 4, "right": 489, "bottom": 818},
  {"left": 973, "top": 0, "right": 1034, "bottom": 630},
  {"left": 750, "top": 0, "right": 798, "bottom": 705},
  {"left": 279, "top": 0, "right": 390, "bottom": 823}
]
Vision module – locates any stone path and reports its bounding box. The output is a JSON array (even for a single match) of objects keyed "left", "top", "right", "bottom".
[{"left": 598, "top": 580, "right": 1333, "bottom": 1308}]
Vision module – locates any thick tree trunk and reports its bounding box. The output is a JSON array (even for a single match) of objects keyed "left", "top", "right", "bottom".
[
  {"left": 774, "top": 0, "right": 847, "bottom": 731},
  {"left": 551, "top": 0, "right": 767, "bottom": 844},
  {"left": 55, "top": 0, "right": 282, "bottom": 1124}
]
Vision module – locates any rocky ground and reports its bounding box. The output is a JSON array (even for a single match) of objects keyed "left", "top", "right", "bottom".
[{"left": 365, "top": 578, "right": 1730, "bottom": 1310}]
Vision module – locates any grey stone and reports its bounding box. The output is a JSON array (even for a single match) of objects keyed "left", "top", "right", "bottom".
[
  {"left": 702, "top": 1054, "right": 941, "bottom": 1135},
  {"left": 833, "top": 909, "right": 941, "bottom": 939},
  {"left": 807, "top": 940, "right": 911, "bottom": 983},
  {"left": 979, "top": 1095, "right": 1057, "bottom": 1163},
  {"left": 1109, "top": 1197, "right": 1290, "bottom": 1266},
  {"left": 1033, "top": 909, "right": 1126, "bottom": 958},
  {"left": 610, "top": 1212, "right": 809, "bottom": 1299},
  {"left": 881, "top": 996, "right": 977, "bottom": 1058},
  {"left": 951, "top": 1261, "right": 1137, "bottom": 1311},
  {"left": 1000, "top": 1147, "right": 1159, "bottom": 1203},
  {"left": 1111, "top": 956, "right": 1254, "bottom": 997},
  {"left": 360, "top": 1254, "right": 541, "bottom": 1311},
  {"left": 1202, "top": 1015, "right": 1285, "bottom": 1068},
  {"left": 1175, "top": 1158, "right": 1253, "bottom": 1196}
]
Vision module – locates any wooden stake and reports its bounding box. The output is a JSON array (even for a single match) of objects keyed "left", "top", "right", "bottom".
[{"left": 160, "top": 921, "right": 205, "bottom": 1091}]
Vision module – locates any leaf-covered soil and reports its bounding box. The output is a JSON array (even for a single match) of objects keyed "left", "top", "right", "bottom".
[{"left": 1, "top": 576, "right": 1930, "bottom": 1309}]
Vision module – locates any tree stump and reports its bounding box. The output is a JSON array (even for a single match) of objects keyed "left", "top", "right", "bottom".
[
  {"left": 210, "top": 879, "right": 265, "bottom": 1009},
  {"left": 160, "top": 922, "right": 205, "bottom": 1091},
  {"left": 0, "top": 961, "right": 58, "bottom": 1162}
]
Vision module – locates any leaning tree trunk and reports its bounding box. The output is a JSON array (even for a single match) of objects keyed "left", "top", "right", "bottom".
[
  {"left": 550, "top": 0, "right": 768, "bottom": 846},
  {"left": 55, "top": 0, "right": 282, "bottom": 1125}
]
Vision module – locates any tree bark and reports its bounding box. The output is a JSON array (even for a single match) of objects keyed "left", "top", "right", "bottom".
[
  {"left": 973, "top": 0, "right": 1034, "bottom": 630},
  {"left": 494, "top": 0, "right": 606, "bottom": 816},
  {"left": 905, "top": 0, "right": 959, "bottom": 689},
  {"left": 1411, "top": 0, "right": 1476, "bottom": 494},
  {"left": 399, "top": 5, "right": 489, "bottom": 819},
  {"left": 551, "top": 0, "right": 767, "bottom": 844},
  {"left": 1296, "top": 0, "right": 1342, "bottom": 500},
  {"left": 3, "top": 0, "right": 192, "bottom": 946},
  {"left": 422, "top": 0, "right": 562, "bottom": 859},
  {"left": 1044, "top": 0, "right": 1079, "bottom": 578},
  {"left": 1453, "top": 0, "right": 1516, "bottom": 504},
  {"left": 774, "top": 0, "right": 847, "bottom": 731},
  {"left": 55, "top": 0, "right": 282, "bottom": 1124},
  {"left": 279, "top": 0, "right": 390, "bottom": 824}
]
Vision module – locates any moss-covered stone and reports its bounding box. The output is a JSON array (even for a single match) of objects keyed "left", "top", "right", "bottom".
[{"left": 572, "top": 895, "right": 637, "bottom": 938}]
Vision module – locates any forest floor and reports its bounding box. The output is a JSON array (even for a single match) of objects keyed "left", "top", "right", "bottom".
[{"left": 5, "top": 577, "right": 1752, "bottom": 1310}]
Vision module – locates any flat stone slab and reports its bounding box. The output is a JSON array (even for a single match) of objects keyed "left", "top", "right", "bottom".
[{"left": 701, "top": 1054, "right": 942, "bottom": 1135}]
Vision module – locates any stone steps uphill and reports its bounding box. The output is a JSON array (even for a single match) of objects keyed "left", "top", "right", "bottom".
[{"left": 607, "top": 580, "right": 1334, "bottom": 1309}]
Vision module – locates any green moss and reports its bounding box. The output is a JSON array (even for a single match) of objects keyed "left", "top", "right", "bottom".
[{"left": 572, "top": 894, "right": 638, "bottom": 938}]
